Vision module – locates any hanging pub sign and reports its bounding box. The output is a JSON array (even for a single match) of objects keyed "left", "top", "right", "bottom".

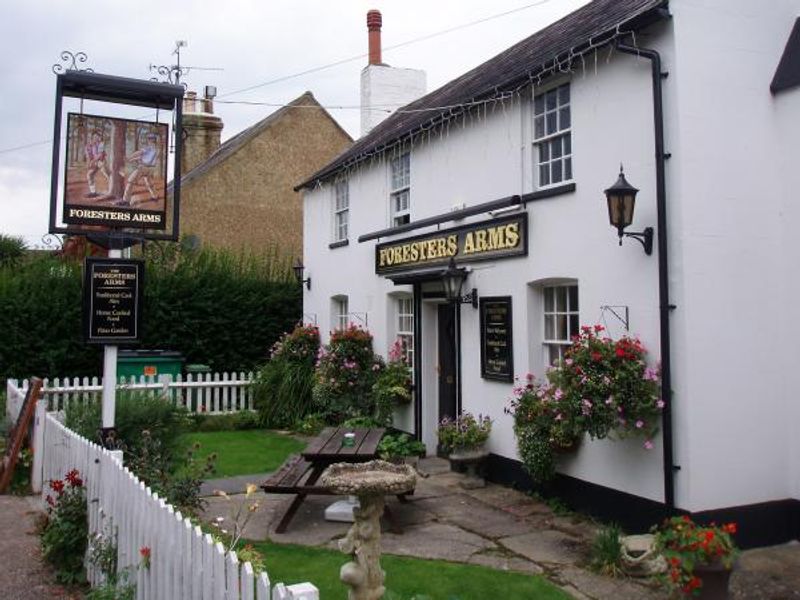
[
  {"left": 480, "top": 296, "right": 514, "bottom": 382},
  {"left": 83, "top": 257, "right": 144, "bottom": 344},
  {"left": 49, "top": 69, "right": 184, "bottom": 244},
  {"left": 63, "top": 113, "right": 168, "bottom": 229},
  {"left": 375, "top": 214, "right": 527, "bottom": 275}
]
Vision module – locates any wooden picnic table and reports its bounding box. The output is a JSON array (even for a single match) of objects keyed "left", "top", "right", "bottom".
[{"left": 262, "top": 427, "right": 388, "bottom": 533}]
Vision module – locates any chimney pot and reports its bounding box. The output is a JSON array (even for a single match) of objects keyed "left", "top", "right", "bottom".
[{"left": 367, "top": 9, "right": 382, "bottom": 65}]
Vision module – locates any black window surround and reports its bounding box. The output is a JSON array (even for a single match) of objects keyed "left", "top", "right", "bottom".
[{"left": 358, "top": 182, "right": 575, "bottom": 243}]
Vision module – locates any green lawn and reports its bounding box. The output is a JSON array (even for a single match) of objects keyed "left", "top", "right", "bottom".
[
  {"left": 179, "top": 430, "right": 305, "bottom": 477},
  {"left": 250, "top": 541, "right": 570, "bottom": 600}
]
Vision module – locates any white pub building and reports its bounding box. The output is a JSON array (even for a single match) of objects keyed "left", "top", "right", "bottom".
[{"left": 297, "top": 0, "right": 800, "bottom": 547}]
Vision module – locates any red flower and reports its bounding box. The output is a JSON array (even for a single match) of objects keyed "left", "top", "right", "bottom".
[
  {"left": 65, "top": 469, "right": 83, "bottom": 487},
  {"left": 615, "top": 347, "right": 626, "bottom": 358},
  {"left": 591, "top": 351, "right": 602, "bottom": 361},
  {"left": 723, "top": 523, "right": 737, "bottom": 535},
  {"left": 45, "top": 495, "right": 56, "bottom": 507},
  {"left": 49, "top": 479, "right": 64, "bottom": 494},
  {"left": 139, "top": 546, "right": 151, "bottom": 559}
]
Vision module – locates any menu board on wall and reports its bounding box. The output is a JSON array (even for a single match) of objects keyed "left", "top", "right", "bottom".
[
  {"left": 83, "top": 257, "right": 144, "bottom": 344},
  {"left": 480, "top": 296, "right": 513, "bottom": 382}
]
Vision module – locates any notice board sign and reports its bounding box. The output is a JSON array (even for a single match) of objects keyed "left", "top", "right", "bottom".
[
  {"left": 83, "top": 257, "right": 144, "bottom": 344},
  {"left": 480, "top": 296, "right": 514, "bottom": 382}
]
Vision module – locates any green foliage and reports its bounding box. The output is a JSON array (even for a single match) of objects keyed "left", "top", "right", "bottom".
[
  {"left": 373, "top": 339, "right": 413, "bottom": 409},
  {"left": 127, "top": 432, "right": 217, "bottom": 518},
  {"left": 0, "top": 234, "right": 26, "bottom": 268},
  {"left": 589, "top": 523, "right": 624, "bottom": 577},
  {"left": 85, "top": 581, "right": 135, "bottom": 600},
  {"left": 437, "top": 412, "right": 492, "bottom": 452},
  {"left": 292, "top": 413, "right": 326, "bottom": 436},
  {"left": 0, "top": 248, "right": 300, "bottom": 380},
  {"left": 9, "top": 447, "right": 33, "bottom": 494},
  {"left": 253, "top": 325, "right": 320, "bottom": 428},
  {"left": 189, "top": 411, "right": 260, "bottom": 432},
  {"left": 378, "top": 433, "right": 426, "bottom": 461},
  {"left": 41, "top": 469, "right": 88, "bottom": 584},
  {"left": 66, "top": 390, "right": 188, "bottom": 459},
  {"left": 312, "top": 325, "right": 386, "bottom": 424}
]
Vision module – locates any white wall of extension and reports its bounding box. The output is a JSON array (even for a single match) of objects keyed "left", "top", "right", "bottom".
[{"left": 302, "top": 0, "right": 800, "bottom": 514}]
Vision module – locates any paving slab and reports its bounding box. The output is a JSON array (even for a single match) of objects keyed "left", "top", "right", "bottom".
[
  {"left": 200, "top": 472, "right": 269, "bottom": 497},
  {"left": 731, "top": 542, "right": 800, "bottom": 600},
  {"left": 413, "top": 493, "right": 538, "bottom": 539},
  {"left": 498, "top": 529, "right": 585, "bottom": 566},
  {"left": 467, "top": 549, "right": 543, "bottom": 575},
  {"left": 381, "top": 521, "right": 497, "bottom": 562},
  {"left": 554, "top": 565, "right": 667, "bottom": 600}
]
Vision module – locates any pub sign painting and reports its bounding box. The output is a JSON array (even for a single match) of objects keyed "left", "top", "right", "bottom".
[
  {"left": 480, "top": 297, "right": 514, "bottom": 382},
  {"left": 83, "top": 257, "right": 144, "bottom": 344},
  {"left": 63, "top": 113, "right": 167, "bottom": 229}
]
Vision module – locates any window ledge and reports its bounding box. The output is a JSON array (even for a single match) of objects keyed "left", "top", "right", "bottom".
[
  {"left": 522, "top": 182, "right": 576, "bottom": 202},
  {"left": 329, "top": 239, "right": 349, "bottom": 250}
]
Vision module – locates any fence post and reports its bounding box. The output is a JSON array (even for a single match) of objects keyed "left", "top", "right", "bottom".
[{"left": 30, "top": 399, "right": 48, "bottom": 493}]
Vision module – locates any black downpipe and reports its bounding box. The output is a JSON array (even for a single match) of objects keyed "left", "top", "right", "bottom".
[
  {"left": 413, "top": 283, "right": 423, "bottom": 440},
  {"left": 616, "top": 41, "right": 676, "bottom": 511}
]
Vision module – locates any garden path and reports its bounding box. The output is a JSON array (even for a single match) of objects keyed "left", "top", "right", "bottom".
[
  {"left": 0, "top": 495, "right": 82, "bottom": 599},
  {"left": 202, "top": 458, "right": 800, "bottom": 600}
]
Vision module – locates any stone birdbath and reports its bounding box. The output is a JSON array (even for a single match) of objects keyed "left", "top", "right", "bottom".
[{"left": 320, "top": 460, "right": 416, "bottom": 600}]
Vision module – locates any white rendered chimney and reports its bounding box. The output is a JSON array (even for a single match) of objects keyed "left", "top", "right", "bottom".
[{"left": 360, "top": 10, "right": 426, "bottom": 137}]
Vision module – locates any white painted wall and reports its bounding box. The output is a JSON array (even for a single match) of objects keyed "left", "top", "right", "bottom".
[
  {"left": 360, "top": 65, "right": 426, "bottom": 136},
  {"left": 303, "top": 0, "right": 800, "bottom": 513}
]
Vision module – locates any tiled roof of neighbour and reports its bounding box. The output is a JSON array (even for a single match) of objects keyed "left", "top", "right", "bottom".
[
  {"left": 298, "top": 0, "right": 668, "bottom": 190},
  {"left": 180, "top": 91, "right": 352, "bottom": 187}
]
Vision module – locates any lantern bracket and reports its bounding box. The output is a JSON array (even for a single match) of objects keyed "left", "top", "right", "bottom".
[
  {"left": 620, "top": 227, "right": 654, "bottom": 255},
  {"left": 455, "top": 288, "right": 479, "bottom": 309}
]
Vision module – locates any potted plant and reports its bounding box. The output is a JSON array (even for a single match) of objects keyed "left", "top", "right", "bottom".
[
  {"left": 377, "top": 433, "right": 426, "bottom": 467},
  {"left": 654, "top": 516, "right": 739, "bottom": 598},
  {"left": 438, "top": 412, "right": 492, "bottom": 460},
  {"left": 372, "top": 339, "right": 413, "bottom": 416}
]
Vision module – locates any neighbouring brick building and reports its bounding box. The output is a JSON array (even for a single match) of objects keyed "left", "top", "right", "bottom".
[{"left": 177, "top": 91, "right": 352, "bottom": 257}]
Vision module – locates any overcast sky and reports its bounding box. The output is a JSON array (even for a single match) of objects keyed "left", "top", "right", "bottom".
[{"left": 0, "top": 0, "right": 588, "bottom": 245}]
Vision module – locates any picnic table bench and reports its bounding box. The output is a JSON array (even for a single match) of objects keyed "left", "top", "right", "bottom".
[{"left": 262, "top": 427, "right": 412, "bottom": 533}]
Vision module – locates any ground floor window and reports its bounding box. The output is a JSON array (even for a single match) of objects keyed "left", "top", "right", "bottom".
[
  {"left": 332, "top": 295, "right": 349, "bottom": 331},
  {"left": 396, "top": 296, "right": 414, "bottom": 367},
  {"left": 543, "top": 284, "right": 579, "bottom": 366}
]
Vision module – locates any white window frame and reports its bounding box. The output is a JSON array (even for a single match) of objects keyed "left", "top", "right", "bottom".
[
  {"left": 332, "top": 295, "right": 349, "bottom": 331},
  {"left": 332, "top": 179, "right": 349, "bottom": 243},
  {"left": 396, "top": 295, "right": 414, "bottom": 367},
  {"left": 533, "top": 83, "right": 573, "bottom": 189},
  {"left": 542, "top": 284, "right": 579, "bottom": 367},
  {"left": 389, "top": 152, "right": 410, "bottom": 227}
]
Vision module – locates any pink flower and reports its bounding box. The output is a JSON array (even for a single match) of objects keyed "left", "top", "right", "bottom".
[
  {"left": 554, "top": 388, "right": 564, "bottom": 401},
  {"left": 643, "top": 440, "right": 654, "bottom": 450},
  {"left": 656, "top": 399, "right": 665, "bottom": 409},
  {"left": 555, "top": 413, "right": 563, "bottom": 421},
  {"left": 564, "top": 359, "right": 573, "bottom": 366},
  {"left": 635, "top": 420, "right": 644, "bottom": 429}
]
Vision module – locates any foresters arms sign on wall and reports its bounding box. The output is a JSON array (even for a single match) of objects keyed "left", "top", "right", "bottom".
[
  {"left": 375, "top": 214, "right": 528, "bottom": 274},
  {"left": 83, "top": 257, "right": 144, "bottom": 344},
  {"left": 63, "top": 113, "right": 168, "bottom": 229}
]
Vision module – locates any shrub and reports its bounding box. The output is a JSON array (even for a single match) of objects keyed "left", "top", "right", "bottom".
[
  {"left": 253, "top": 325, "right": 320, "bottom": 428},
  {"left": 378, "top": 433, "right": 426, "bottom": 461},
  {"left": 312, "top": 325, "right": 385, "bottom": 424},
  {"left": 0, "top": 233, "right": 26, "bottom": 268},
  {"left": 293, "top": 413, "right": 326, "bottom": 436},
  {"left": 189, "top": 411, "right": 260, "bottom": 432},
  {"left": 0, "top": 247, "right": 300, "bottom": 379},
  {"left": 41, "top": 469, "right": 87, "bottom": 584},
  {"left": 66, "top": 390, "right": 188, "bottom": 459}
]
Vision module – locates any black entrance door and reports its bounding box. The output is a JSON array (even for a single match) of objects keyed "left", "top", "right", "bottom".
[{"left": 437, "top": 303, "right": 458, "bottom": 423}]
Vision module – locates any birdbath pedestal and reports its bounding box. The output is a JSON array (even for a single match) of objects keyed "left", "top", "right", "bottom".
[{"left": 320, "top": 460, "right": 416, "bottom": 600}]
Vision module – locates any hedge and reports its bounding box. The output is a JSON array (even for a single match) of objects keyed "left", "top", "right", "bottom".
[{"left": 0, "top": 246, "right": 300, "bottom": 380}]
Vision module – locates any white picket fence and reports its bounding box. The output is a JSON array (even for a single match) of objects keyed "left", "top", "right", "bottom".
[
  {"left": 7, "top": 371, "right": 255, "bottom": 415},
  {"left": 40, "top": 413, "right": 318, "bottom": 600}
]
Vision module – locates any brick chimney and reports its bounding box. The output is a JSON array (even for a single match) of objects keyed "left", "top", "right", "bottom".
[
  {"left": 180, "top": 88, "right": 223, "bottom": 175},
  {"left": 367, "top": 9, "right": 382, "bottom": 65},
  {"left": 360, "top": 10, "right": 426, "bottom": 137}
]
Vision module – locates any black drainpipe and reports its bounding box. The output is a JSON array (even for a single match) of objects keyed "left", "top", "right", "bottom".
[{"left": 616, "top": 40, "right": 676, "bottom": 511}]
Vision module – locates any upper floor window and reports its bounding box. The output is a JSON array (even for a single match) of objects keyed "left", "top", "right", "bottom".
[
  {"left": 390, "top": 153, "right": 410, "bottom": 227},
  {"left": 533, "top": 83, "right": 572, "bottom": 188},
  {"left": 333, "top": 179, "right": 349, "bottom": 242},
  {"left": 542, "top": 284, "right": 579, "bottom": 366}
]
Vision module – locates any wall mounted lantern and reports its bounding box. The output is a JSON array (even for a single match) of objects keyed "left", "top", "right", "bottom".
[
  {"left": 292, "top": 260, "right": 311, "bottom": 290},
  {"left": 604, "top": 165, "right": 653, "bottom": 255},
  {"left": 442, "top": 258, "right": 478, "bottom": 308}
]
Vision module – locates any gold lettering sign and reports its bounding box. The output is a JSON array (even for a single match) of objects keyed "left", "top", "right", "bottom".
[{"left": 375, "top": 214, "right": 527, "bottom": 274}]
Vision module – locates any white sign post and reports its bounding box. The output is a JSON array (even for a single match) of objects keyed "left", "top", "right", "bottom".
[{"left": 101, "top": 247, "right": 122, "bottom": 429}]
